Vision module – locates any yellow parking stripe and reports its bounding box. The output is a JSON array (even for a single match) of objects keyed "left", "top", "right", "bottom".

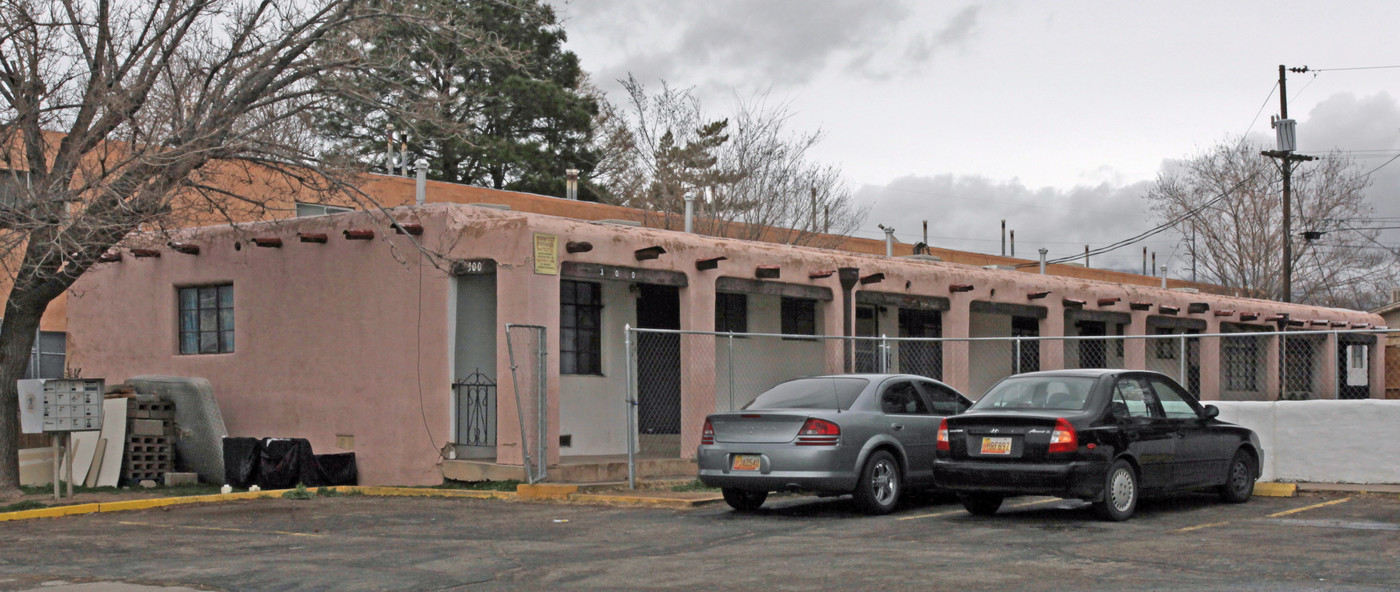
[
  {"left": 1268, "top": 497, "right": 1350, "bottom": 518},
  {"left": 896, "top": 509, "right": 963, "bottom": 521},
  {"left": 1173, "top": 521, "right": 1232, "bottom": 533},
  {"left": 117, "top": 520, "right": 324, "bottom": 538},
  {"left": 896, "top": 497, "right": 1061, "bottom": 521}
]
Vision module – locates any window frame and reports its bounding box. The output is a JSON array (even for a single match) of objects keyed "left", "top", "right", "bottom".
[
  {"left": 780, "top": 297, "right": 817, "bottom": 339},
  {"left": 1223, "top": 335, "right": 1258, "bottom": 391},
  {"left": 178, "top": 284, "right": 235, "bottom": 355},
  {"left": 559, "top": 279, "right": 603, "bottom": 375},
  {"left": 715, "top": 292, "right": 748, "bottom": 334}
]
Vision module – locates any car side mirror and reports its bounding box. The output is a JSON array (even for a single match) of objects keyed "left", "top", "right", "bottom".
[{"left": 1202, "top": 405, "right": 1219, "bottom": 420}]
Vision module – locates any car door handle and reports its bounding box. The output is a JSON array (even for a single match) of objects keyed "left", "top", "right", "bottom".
[{"left": 891, "top": 424, "right": 904, "bottom": 431}]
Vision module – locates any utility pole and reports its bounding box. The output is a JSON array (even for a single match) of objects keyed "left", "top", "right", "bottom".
[{"left": 1261, "top": 64, "right": 1318, "bottom": 303}]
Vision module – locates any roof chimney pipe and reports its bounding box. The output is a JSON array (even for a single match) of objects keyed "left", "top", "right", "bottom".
[
  {"left": 878, "top": 224, "right": 895, "bottom": 257},
  {"left": 565, "top": 168, "right": 579, "bottom": 200},
  {"left": 415, "top": 159, "right": 428, "bottom": 206},
  {"left": 684, "top": 192, "right": 695, "bottom": 233},
  {"left": 1039, "top": 248, "right": 1048, "bottom": 274}
]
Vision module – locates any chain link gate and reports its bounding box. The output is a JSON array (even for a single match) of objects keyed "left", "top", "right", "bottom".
[
  {"left": 505, "top": 324, "right": 547, "bottom": 484},
  {"left": 623, "top": 325, "right": 1398, "bottom": 486}
]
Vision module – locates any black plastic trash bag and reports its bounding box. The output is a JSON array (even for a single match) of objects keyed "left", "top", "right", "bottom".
[{"left": 222, "top": 437, "right": 263, "bottom": 489}]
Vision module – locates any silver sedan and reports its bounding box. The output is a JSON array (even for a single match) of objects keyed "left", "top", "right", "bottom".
[{"left": 697, "top": 374, "right": 972, "bottom": 514}]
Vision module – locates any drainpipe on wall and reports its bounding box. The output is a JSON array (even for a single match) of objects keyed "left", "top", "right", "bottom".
[
  {"left": 415, "top": 159, "right": 428, "bottom": 206},
  {"left": 684, "top": 193, "right": 695, "bottom": 233},
  {"left": 1038, "top": 248, "right": 1048, "bottom": 274},
  {"left": 838, "top": 267, "right": 861, "bottom": 373}
]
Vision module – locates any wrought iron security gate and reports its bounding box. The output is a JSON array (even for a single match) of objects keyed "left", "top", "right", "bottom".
[{"left": 453, "top": 370, "right": 495, "bottom": 447}]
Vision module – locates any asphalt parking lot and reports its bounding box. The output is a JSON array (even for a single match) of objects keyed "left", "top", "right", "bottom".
[{"left": 2, "top": 490, "right": 1399, "bottom": 591}]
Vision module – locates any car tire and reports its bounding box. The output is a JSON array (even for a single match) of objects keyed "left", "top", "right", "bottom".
[
  {"left": 1218, "top": 449, "right": 1256, "bottom": 504},
  {"left": 960, "top": 493, "right": 1004, "bottom": 516},
  {"left": 853, "top": 450, "right": 901, "bottom": 515},
  {"left": 1093, "top": 459, "right": 1138, "bottom": 522},
  {"left": 721, "top": 488, "right": 768, "bottom": 511}
]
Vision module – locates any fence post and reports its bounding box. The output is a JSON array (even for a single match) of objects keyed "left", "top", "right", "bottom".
[
  {"left": 537, "top": 327, "right": 548, "bottom": 483},
  {"left": 1179, "top": 334, "right": 1187, "bottom": 385},
  {"left": 1014, "top": 338, "right": 1022, "bottom": 374},
  {"left": 1280, "top": 333, "right": 1288, "bottom": 399},
  {"left": 624, "top": 324, "right": 636, "bottom": 489},
  {"left": 880, "top": 334, "right": 889, "bottom": 373},
  {"left": 727, "top": 332, "right": 735, "bottom": 412}
]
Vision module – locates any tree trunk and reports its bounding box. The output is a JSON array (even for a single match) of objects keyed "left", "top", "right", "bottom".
[{"left": 0, "top": 297, "right": 46, "bottom": 496}]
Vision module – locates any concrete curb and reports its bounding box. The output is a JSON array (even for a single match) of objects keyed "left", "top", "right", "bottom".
[
  {"left": 1254, "top": 482, "right": 1298, "bottom": 498},
  {"left": 568, "top": 493, "right": 725, "bottom": 509},
  {"left": 0, "top": 484, "right": 725, "bottom": 522}
]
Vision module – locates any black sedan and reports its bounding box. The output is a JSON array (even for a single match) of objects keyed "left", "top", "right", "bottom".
[{"left": 932, "top": 369, "right": 1261, "bottom": 521}]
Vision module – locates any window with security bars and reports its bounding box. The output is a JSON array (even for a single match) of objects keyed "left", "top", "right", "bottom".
[
  {"left": 560, "top": 280, "right": 601, "bottom": 374},
  {"left": 1223, "top": 336, "right": 1258, "bottom": 391},
  {"left": 25, "top": 331, "right": 66, "bottom": 379},
  {"left": 179, "top": 285, "right": 233, "bottom": 354},
  {"left": 780, "top": 297, "right": 816, "bottom": 337},
  {"left": 715, "top": 292, "right": 747, "bottom": 333}
]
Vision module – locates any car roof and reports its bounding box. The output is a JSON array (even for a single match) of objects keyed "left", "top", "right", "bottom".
[{"left": 1007, "top": 369, "right": 1161, "bottom": 379}]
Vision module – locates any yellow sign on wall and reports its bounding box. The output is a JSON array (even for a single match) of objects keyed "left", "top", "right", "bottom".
[{"left": 533, "top": 233, "right": 559, "bottom": 275}]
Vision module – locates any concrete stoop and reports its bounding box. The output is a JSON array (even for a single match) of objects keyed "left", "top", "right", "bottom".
[{"left": 442, "top": 457, "right": 697, "bottom": 485}]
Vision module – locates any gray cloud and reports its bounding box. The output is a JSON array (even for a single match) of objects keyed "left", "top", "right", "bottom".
[
  {"left": 855, "top": 175, "right": 1164, "bottom": 274},
  {"left": 557, "top": 0, "right": 976, "bottom": 92}
]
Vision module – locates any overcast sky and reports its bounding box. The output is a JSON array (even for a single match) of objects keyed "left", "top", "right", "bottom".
[{"left": 550, "top": 0, "right": 1400, "bottom": 277}]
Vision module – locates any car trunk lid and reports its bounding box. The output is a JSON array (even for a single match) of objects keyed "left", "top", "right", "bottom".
[
  {"left": 944, "top": 412, "right": 1074, "bottom": 461},
  {"left": 707, "top": 412, "right": 812, "bottom": 443}
]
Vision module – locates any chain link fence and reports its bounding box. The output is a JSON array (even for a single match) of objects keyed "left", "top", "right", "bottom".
[
  {"left": 625, "top": 326, "right": 1398, "bottom": 483},
  {"left": 505, "top": 324, "right": 547, "bottom": 484}
]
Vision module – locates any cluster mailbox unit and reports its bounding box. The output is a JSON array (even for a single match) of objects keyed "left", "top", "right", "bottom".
[
  {"left": 41, "top": 379, "right": 105, "bottom": 432},
  {"left": 17, "top": 378, "right": 105, "bottom": 499}
]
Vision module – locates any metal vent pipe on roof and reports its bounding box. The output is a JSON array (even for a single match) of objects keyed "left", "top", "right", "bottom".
[
  {"left": 879, "top": 224, "right": 895, "bottom": 257},
  {"left": 1038, "top": 248, "right": 1048, "bottom": 274},
  {"left": 565, "top": 169, "right": 579, "bottom": 200},
  {"left": 1160, "top": 266, "right": 1168, "bottom": 289},
  {"left": 684, "top": 193, "right": 695, "bottom": 233},
  {"left": 415, "top": 159, "right": 428, "bottom": 206}
]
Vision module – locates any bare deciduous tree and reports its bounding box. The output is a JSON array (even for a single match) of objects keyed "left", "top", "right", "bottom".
[
  {"left": 1144, "top": 138, "right": 1397, "bottom": 310},
  {"left": 593, "top": 76, "right": 867, "bottom": 246},
  {"left": 0, "top": 0, "right": 417, "bottom": 495}
]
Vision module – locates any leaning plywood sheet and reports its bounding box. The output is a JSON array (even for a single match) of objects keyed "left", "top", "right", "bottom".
[
  {"left": 61, "top": 430, "right": 100, "bottom": 485},
  {"left": 95, "top": 398, "right": 128, "bottom": 487},
  {"left": 84, "top": 438, "right": 107, "bottom": 487},
  {"left": 129, "top": 376, "right": 227, "bottom": 483},
  {"left": 19, "top": 447, "right": 54, "bottom": 486}
]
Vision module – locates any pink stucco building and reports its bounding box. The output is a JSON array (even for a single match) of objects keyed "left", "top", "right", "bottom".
[{"left": 66, "top": 201, "right": 1387, "bottom": 485}]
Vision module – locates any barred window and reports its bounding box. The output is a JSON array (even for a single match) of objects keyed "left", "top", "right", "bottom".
[
  {"left": 179, "top": 285, "right": 234, "bottom": 354},
  {"left": 560, "top": 280, "right": 602, "bottom": 375},
  {"left": 715, "top": 292, "right": 747, "bottom": 333},
  {"left": 1155, "top": 327, "right": 1176, "bottom": 359},
  {"left": 780, "top": 297, "right": 816, "bottom": 337},
  {"left": 1223, "top": 337, "right": 1257, "bottom": 391}
]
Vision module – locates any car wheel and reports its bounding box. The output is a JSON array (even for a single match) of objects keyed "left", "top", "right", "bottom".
[
  {"left": 1218, "top": 449, "right": 1256, "bottom": 504},
  {"left": 1093, "top": 459, "right": 1138, "bottom": 521},
  {"left": 853, "top": 450, "right": 901, "bottom": 515},
  {"left": 721, "top": 488, "right": 768, "bottom": 511},
  {"left": 960, "top": 493, "right": 1004, "bottom": 516}
]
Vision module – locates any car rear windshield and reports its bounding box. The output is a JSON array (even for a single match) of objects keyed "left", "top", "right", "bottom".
[
  {"left": 970, "top": 376, "right": 1097, "bottom": 413},
  {"left": 744, "top": 377, "right": 869, "bottom": 411}
]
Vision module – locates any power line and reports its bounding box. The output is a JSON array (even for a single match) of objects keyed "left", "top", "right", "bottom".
[{"left": 1312, "top": 64, "right": 1400, "bottom": 72}]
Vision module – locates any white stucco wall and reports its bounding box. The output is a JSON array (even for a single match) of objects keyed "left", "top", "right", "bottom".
[
  {"left": 717, "top": 294, "right": 829, "bottom": 411},
  {"left": 1212, "top": 400, "right": 1400, "bottom": 483},
  {"left": 558, "top": 280, "right": 634, "bottom": 456}
]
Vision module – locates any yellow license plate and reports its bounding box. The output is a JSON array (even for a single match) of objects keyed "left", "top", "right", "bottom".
[
  {"left": 980, "top": 437, "right": 1013, "bottom": 455},
  {"left": 732, "top": 454, "right": 761, "bottom": 471}
]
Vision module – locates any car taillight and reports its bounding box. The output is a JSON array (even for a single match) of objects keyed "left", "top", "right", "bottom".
[
  {"left": 936, "top": 418, "right": 949, "bottom": 451},
  {"left": 701, "top": 419, "right": 715, "bottom": 446},
  {"left": 795, "top": 418, "right": 840, "bottom": 446},
  {"left": 1048, "top": 417, "right": 1077, "bottom": 454}
]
